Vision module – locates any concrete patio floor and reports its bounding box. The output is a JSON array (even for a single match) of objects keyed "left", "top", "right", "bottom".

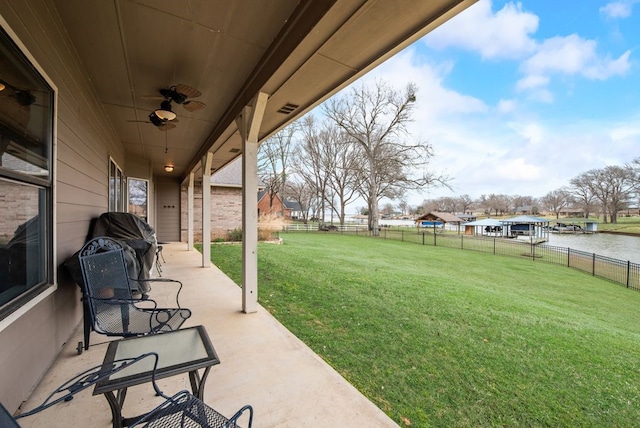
[{"left": 16, "top": 242, "right": 398, "bottom": 427}]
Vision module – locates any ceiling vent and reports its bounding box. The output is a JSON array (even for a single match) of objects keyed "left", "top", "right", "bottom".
[
  {"left": 229, "top": 148, "right": 241, "bottom": 153},
  {"left": 277, "top": 103, "right": 299, "bottom": 114}
]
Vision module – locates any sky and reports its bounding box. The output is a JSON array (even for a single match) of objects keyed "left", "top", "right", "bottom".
[{"left": 352, "top": 0, "right": 640, "bottom": 207}]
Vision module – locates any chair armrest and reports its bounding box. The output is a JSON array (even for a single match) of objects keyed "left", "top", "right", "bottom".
[
  {"left": 226, "top": 404, "right": 254, "bottom": 428},
  {"left": 90, "top": 296, "right": 159, "bottom": 310},
  {"left": 129, "top": 277, "right": 184, "bottom": 307}
]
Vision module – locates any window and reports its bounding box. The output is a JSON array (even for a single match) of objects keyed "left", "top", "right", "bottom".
[
  {"left": 109, "top": 158, "right": 125, "bottom": 212},
  {"left": 0, "top": 25, "right": 54, "bottom": 316},
  {"left": 128, "top": 178, "right": 148, "bottom": 222}
]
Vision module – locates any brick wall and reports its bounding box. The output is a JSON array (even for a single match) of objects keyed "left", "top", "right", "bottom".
[{"left": 180, "top": 185, "right": 243, "bottom": 242}]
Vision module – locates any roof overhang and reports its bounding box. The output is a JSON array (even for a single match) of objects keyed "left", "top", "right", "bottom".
[{"left": 48, "top": 0, "right": 477, "bottom": 182}]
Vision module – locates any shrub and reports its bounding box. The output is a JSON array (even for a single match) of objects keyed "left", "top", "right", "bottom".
[{"left": 227, "top": 228, "right": 243, "bottom": 242}]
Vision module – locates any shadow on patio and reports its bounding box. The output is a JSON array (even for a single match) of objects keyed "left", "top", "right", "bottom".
[{"left": 17, "top": 243, "right": 398, "bottom": 427}]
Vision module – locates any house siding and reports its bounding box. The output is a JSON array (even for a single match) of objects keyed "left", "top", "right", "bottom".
[{"left": 0, "top": 2, "right": 126, "bottom": 412}]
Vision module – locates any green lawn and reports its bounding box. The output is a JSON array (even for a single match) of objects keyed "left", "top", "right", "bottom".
[{"left": 207, "top": 233, "right": 640, "bottom": 427}]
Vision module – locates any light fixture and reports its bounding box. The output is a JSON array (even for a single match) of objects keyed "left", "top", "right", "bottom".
[
  {"left": 0, "top": 82, "right": 5, "bottom": 91},
  {"left": 154, "top": 100, "right": 177, "bottom": 121},
  {"left": 164, "top": 164, "right": 174, "bottom": 173}
]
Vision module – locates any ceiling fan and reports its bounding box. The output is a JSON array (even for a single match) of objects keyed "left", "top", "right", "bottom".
[
  {"left": 130, "top": 84, "right": 204, "bottom": 130},
  {"left": 127, "top": 106, "right": 178, "bottom": 131},
  {"left": 143, "top": 83, "right": 206, "bottom": 112}
]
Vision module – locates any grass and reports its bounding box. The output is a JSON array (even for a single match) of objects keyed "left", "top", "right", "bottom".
[{"left": 208, "top": 233, "right": 640, "bottom": 427}]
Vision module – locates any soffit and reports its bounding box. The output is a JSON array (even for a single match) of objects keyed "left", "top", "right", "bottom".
[{"left": 49, "top": 0, "right": 477, "bottom": 180}]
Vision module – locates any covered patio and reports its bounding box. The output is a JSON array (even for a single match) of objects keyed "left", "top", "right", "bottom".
[
  {"left": 1, "top": 0, "right": 477, "bottom": 424},
  {"left": 17, "top": 242, "right": 396, "bottom": 427}
]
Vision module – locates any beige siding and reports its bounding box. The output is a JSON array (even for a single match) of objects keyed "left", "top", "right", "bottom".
[{"left": 0, "top": 1, "right": 125, "bottom": 412}]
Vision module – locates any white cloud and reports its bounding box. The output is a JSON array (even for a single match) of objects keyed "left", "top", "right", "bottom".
[
  {"left": 600, "top": 1, "right": 635, "bottom": 18},
  {"left": 521, "top": 35, "right": 631, "bottom": 80},
  {"left": 516, "top": 74, "right": 549, "bottom": 91},
  {"left": 495, "top": 157, "right": 542, "bottom": 181},
  {"left": 424, "top": 0, "right": 538, "bottom": 59},
  {"left": 497, "top": 99, "right": 516, "bottom": 114},
  {"left": 363, "top": 50, "right": 488, "bottom": 123}
]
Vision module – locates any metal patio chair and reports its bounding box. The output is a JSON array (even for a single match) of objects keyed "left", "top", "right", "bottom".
[
  {"left": 130, "top": 353, "right": 254, "bottom": 428},
  {"left": 1, "top": 354, "right": 154, "bottom": 426},
  {"left": 77, "top": 236, "right": 191, "bottom": 353}
]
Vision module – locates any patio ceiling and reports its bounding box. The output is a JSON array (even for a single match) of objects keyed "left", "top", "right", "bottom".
[{"left": 51, "top": 0, "right": 476, "bottom": 181}]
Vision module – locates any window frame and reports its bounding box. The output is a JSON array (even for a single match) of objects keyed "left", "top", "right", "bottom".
[
  {"left": 128, "top": 177, "right": 149, "bottom": 222},
  {"left": 0, "top": 18, "right": 56, "bottom": 323},
  {"left": 109, "top": 157, "right": 125, "bottom": 212}
]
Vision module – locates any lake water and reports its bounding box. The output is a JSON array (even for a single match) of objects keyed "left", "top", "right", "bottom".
[
  {"left": 348, "top": 217, "right": 640, "bottom": 264},
  {"left": 545, "top": 233, "right": 640, "bottom": 264}
]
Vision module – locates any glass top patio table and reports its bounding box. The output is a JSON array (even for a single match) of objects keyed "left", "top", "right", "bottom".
[{"left": 93, "top": 325, "right": 219, "bottom": 427}]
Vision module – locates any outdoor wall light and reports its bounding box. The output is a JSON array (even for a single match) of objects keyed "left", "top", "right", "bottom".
[{"left": 164, "top": 164, "right": 174, "bottom": 173}]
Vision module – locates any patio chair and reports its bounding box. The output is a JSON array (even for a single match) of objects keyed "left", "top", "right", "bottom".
[
  {"left": 130, "top": 353, "right": 254, "bottom": 428},
  {"left": 2, "top": 354, "right": 155, "bottom": 426},
  {"left": 77, "top": 236, "right": 191, "bottom": 353}
]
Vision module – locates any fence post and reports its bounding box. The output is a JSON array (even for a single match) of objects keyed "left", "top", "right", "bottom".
[
  {"left": 461, "top": 235, "right": 464, "bottom": 250},
  {"left": 434, "top": 229, "right": 437, "bottom": 246},
  {"left": 422, "top": 232, "right": 425, "bottom": 246},
  {"left": 532, "top": 242, "right": 535, "bottom": 261},
  {"left": 493, "top": 238, "right": 496, "bottom": 255},
  {"left": 592, "top": 253, "right": 596, "bottom": 276},
  {"left": 567, "top": 248, "right": 570, "bottom": 267},
  {"left": 402, "top": 230, "right": 404, "bottom": 242},
  {"left": 627, "top": 261, "right": 631, "bottom": 288}
]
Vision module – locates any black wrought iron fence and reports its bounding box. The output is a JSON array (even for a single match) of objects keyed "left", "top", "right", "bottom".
[{"left": 280, "top": 225, "right": 640, "bottom": 292}]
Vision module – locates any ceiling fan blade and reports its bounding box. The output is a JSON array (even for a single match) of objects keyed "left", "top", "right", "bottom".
[
  {"left": 182, "top": 101, "right": 205, "bottom": 112},
  {"left": 175, "top": 83, "right": 201, "bottom": 99},
  {"left": 157, "top": 123, "right": 177, "bottom": 131}
]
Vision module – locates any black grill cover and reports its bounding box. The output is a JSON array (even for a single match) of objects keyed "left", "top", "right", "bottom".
[
  {"left": 64, "top": 212, "right": 157, "bottom": 293},
  {"left": 90, "top": 213, "right": 157, "bottom": 291}
]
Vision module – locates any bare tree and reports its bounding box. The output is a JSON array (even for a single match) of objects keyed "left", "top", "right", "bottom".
[
  {"left": 397, "top": 199, "right": 409, "bottom": 216},
  {"left": 581, "top": 166, "right": 635, "bottom": 223},
  {"left": 477, "top": 194, "right": 511, "bottom": 216},
  {"left": 324, "top": 80, "right": 449, "bottom": 235},
  {"left": 381, "top": 202, "right": 395, "bottom": 216},
  {"left": 285, "top": 180, "right": 316, "bottom": 223},
  {"left": 258, "top": 125, "right": 298, "bottom": 211},
  {"left": 322, "top": 125, "right": 361, "bottom": 225},
  {"left": 540, "top": 188, "right": 573, "bottom": 219},
  {"left": 456, "top": 194, "right": 474, "bottom": 215},
  {"left": 569, "top": 173, "right": 597, "bottom": 218},
  {"left": 292, "top": 117, "right": 330, "bottom": 224}
]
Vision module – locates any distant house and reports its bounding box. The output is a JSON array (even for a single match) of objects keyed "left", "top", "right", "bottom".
[
  {"left": 414, "top": 211, "right": 464, "bottom": 232},
  {"left": 258, "top": 190, "right": 300, "bottom": 220}
]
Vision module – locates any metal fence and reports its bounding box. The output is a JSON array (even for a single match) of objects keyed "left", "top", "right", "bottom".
[{"left": 280, "top": 225, "right": 640, "bottom": 292}]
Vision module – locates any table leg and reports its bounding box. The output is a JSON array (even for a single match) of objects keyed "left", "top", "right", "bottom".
[
  {"left": 188, "top": 366, "right": 212, "bottom": 400},
  {"left": 104, "top": 388, "right": 127, "bottom": 428}
]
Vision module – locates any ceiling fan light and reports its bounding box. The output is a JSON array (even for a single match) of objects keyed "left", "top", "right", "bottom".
[
  {"left": 154, "top": 109, "right": 176, "bottom": 121},
  {"left": 164, "top": 164, "right": 174, "bottom": 173}
]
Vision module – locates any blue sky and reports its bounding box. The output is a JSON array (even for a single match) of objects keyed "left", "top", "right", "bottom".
[{"left": 356, "top": 0, "right": 640, "bottom": 206}]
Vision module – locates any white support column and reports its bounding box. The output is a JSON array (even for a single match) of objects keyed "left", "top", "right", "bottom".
[
  {"left": 201, "top": 154, "right": 213, "bottom": 267},
  {"left": 187, "top": 172, "right": 195, "bottom": 251},
  {"left": 237, "top": 92, "right": 268, "bottom": 313}
]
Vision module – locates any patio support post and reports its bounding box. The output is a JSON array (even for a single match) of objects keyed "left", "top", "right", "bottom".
[
  {"left": 188, "top": 172, "right": 195, "bottom": 251},
  {"left": 201, "top": 153, "right": 213, "bottom": 267},
  {"left": 237, "top": 92, "right": 268, "bottom": 314}
]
